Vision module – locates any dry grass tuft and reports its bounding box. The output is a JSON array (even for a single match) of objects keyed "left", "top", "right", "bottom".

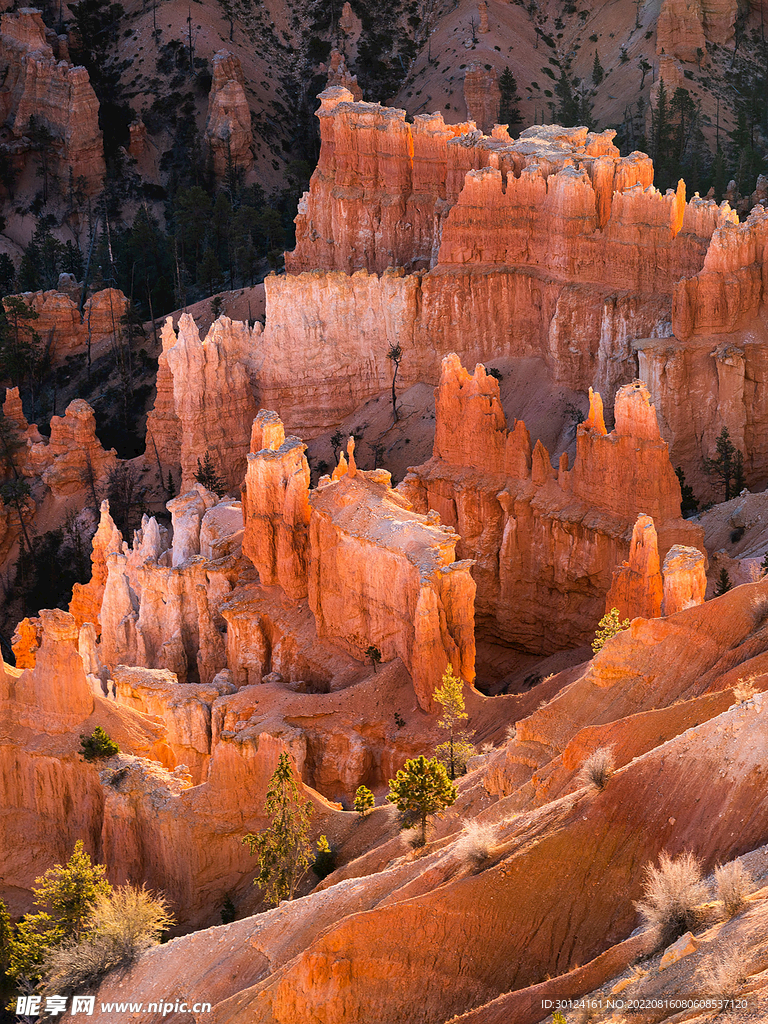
[
  {"left": 715, "top": 859, "right": 752, "bottom": 918},
  {"left": 635, "top": 851, "right": 708, "bottom": 947},
  {"left": 504, "top": 724, "right": 517, "bottom": 743},
  {"left": 578, "top": 746, "right": 615, "bottom": 791},
  {"left": 454, "top": 820, "right": 499, "bottom": 867},
  {"left": 697, "top": 943, "right": 748, "bottom": 1001}
]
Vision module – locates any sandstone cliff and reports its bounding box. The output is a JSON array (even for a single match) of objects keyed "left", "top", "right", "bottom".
[
  {"left": 4, "top": 285, "right": 128, "bottom": 361},
  {"left": 400, "top": 357, "right": 703, "bottom": 653}
]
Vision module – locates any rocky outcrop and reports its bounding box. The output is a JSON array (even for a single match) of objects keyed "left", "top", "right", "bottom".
[
  {"left": 91, "top": 489, "right": 237, "bottom": 686},
  {"left": 3, "top": 286, "right": 127, "bottom": 361},
  {"left": 463, "top": 63, "right": 500, "bottom": 134},
  {"left": 400, "top": 358, "right": 702, "bottom": 653},
  {"left": 286, "top": 88, "right": 474, "bottom": 274},
  {"left": 204, "top": 51, "right": 253, "bottom": 178},
  {"left": 308, "top": 445, "right": 476, "bottom": 710},
  {"left": 0, "top": 8, "right": 104, "bottom": 192},
  {"left": 607, "top": 515, "right": 708, "bottom": 621},
  {"left": 239, "top": 413, "right": 475, "bottom": 709},
  {"left": 70, "top": 500, "right": 123, "bottom": 630},
  {"left": 662, "top": 544, "right": 708, "bottom": 615},
  {"left": 150, "top": 314, "right": 260, "bottom": 492},
  {"left": 21, "top": 399, "right": 118, "bottom": 497},
  {"left": 656, "top": 0, "right": 707, "bottom": 61},
  {"left": 605, "top": 514, "right": 664, "bottom": 621},
  {"left": 241, "top": 411, "right": 311, "bottom": 601},
  {"left": 324, "top": 48, "right": 362, "bottom": 99}
]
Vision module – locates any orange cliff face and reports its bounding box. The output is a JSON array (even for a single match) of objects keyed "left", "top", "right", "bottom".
[
  {"left": 3, "top": 286, "right": 128, "bottom": 362},
  {"left": 271, "top": 93, "right": 768, "bottom": 498},
  {"left": 400, "top": 356, "right": 703, "bottom": 654}
]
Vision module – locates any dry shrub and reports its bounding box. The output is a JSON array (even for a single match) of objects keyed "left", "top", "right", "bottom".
[
  {"left": 43, "top": 885, "right": 173, "bottom": 995},
  {"left": 697, "top": 943, "right": 748, "bottom": 1001},
  {"left": 715, "top": 859, "right": 752, "bottom": 917},
  {"left": 504, "top": 724, "right": 517, "bottom": 743},
  {"left": 732, "top": 677, "right": 758, "bottom": 704},
  {"left": 578, "top": 746, "right": 615, "bottom": 791},
  {"left": 454, "top": 819, "right": 499, "bottom": 867},
  {"left": 635, "top": 851, "right": 707, "bottom": 947}
]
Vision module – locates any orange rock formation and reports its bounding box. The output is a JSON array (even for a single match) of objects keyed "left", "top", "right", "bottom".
[
  {"left": 146, "top": 313, "right": 260, "bottom": 492},
  {"left": 0, "top": 9, "right": 104, "bottom": 192},
  {"left": 463, "top": 63, "right": 500, "bottom": 134},
  {"left": 204, "top": 51, "right": 254, "bottom": 178},
  {"left": 4, "top": 285, "right": 128, "bottom": 361},
  {"left": 401, "top": 358, "right": 702, "bottom": 652},
  {"left": 241, "top": 417, "right": 476, "bottom": 709}
]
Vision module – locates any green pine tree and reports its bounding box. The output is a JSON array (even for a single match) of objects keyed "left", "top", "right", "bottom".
[
  {"left": 354, "top": 785, "right": 375, "bottom": 817},
  {"left": 242, "top": 752, "right": 313, "bottom": 906},
  {"left": 592, "top": 608, "right": 630, "bottom": 654},
  {"left": 79, "top": 726, "right": 119, "bottom": 762},
  {"left": 592, "top": 51, "right": 604, "bottom": 85},
  {"left": 675, "top": 467, "right": 699, "bottom": 516},
  {"left": 387, "top": 755, "right": 457, "bottom": 847},
  {"left": 498, "top": 67, "right": 522, "bottom": 132},
  {"left": 704, "top": 426, "right": 741, "bottom": 502},
  {"left": 715, "top": 567, "right": 732, "bottom": 596},
  {"left": 433, "top": 664, "right": 472, "bottom": 780},
  {"left": 195, "top": 450, "right": 226, "bottom": 496}
]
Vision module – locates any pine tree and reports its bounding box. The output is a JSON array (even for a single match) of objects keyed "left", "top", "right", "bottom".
[
  {"left": 651, "top": 78, "right": 675, "bottom": 190},
  {"left": 704, "top": 426, "right": 740, "bottom": 502},
  {"left": 555, "top": 68, "right": 580, "bottom": 126},
  {"left": 715, "top": 567, "right": 732, "bottom": 596},
  {"left": 366, "top": 645, "right": 382, "bottom": 673},
  {"left": 592, "top": 608, "right": 630, "bottom": 654},
  {"left": 386, "top": 755, "right": 457, "bottom": 847},
  {"left": 242, "top": 752, "right": 313, "bottom": 906},
  {"left": 498, "top": 67, "right": 521, "bottom": 133},
  {"left": 591, "top": 51, "right": 604, "bottom": 86},
  {"left": 195, "top": 450, "right": 226, "bottom": 496},
  {"left": 675, "top": 467, "right": 699, "bottom": 516},
  {"left": 354, "top": 785, "right": 375, "bottom": 817},
  {"left": 433, "top": 664, "right": 472, "bottom": 780}
]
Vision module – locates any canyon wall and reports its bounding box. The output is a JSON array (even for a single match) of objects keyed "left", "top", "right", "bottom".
[
  {"left": 399, "top": 356, "right": 703, "bottom": 653},
  {"left": 266, "top": 96, "right": 768, "bottom": 498},
  {"left": 204, "top": 51, "right": 254, "bottom": 179}
]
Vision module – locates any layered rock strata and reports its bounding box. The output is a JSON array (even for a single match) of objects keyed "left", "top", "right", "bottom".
[{"left": 400, "top": 358, "right": 702, "bottom": 652}]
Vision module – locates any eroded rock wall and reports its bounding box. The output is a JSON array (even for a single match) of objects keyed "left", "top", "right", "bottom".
[{"left": 400, "top": 357, "right": 702, "bottom": 653}]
